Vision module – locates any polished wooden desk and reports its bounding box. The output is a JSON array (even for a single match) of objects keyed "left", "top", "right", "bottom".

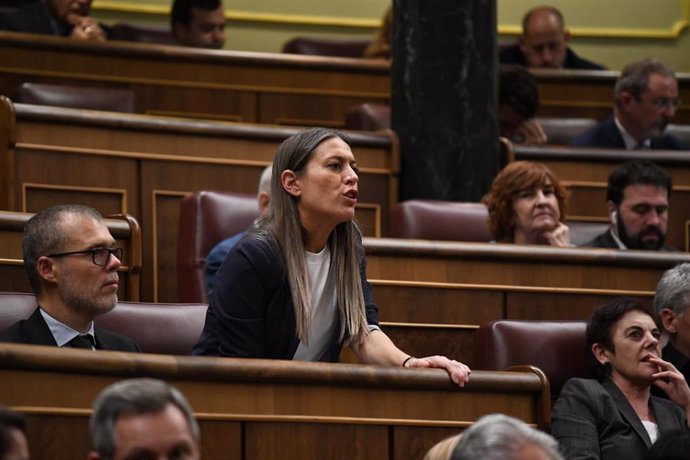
[
  {"left": 0, "top": 343, "right": 549, "bottom": 460},
  {"left": 364, "top": 238, "right": 690, "bottom": 365},
  {"left": 0, "top": 211, "right": 141, "bottom": 301},
  {"left": 514, "top": 145, "right": 690, "bottom": 251},
  {"left": 0, "top": 31, "right": 389, "bottom": 127},
  {"left": 0, "top": 99, "right": 399, "bottom": 301},
  {"left": 1, "top": 33, "right": 690, "bottom": 125}
]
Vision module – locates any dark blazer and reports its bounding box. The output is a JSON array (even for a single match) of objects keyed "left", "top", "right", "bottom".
[
  {"left": 552, "top": 378, "right": 687, "bottom": 460},
  {"left": 499, "top": 44, "right": 605, "bottom": 70},
  {"left": 570, "top": 116, "right": 689, "bottom": 150},
  {"left": 582, "top": 228, "right": 677, "bottom": 252},
  {"left": 191, "top": 235, "right": 379, "bottom": 360},
  {"left": 0, "top": 308, "right": 140, "bottom": 352},
  {"left": 0, "top": 1, "right": 68, "bottom": 36}
]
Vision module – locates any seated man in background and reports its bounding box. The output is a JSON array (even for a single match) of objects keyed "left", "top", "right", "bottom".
[
  {"left": 88, "top": 378, "right": 200, "bottom": 460},
  {"left": 0, "top": 204, "right": 139, "bottom": 351},
  {"left": 582, "top": 161, "right": 675, "bottom": 251},
  {"left": 0, "top": 0, "right": 106, "bottom": 41},
  {"left": 498, "top": 65, "right": 547, "bottom": 145},
  {"left": 500, "top": 5, "right": 604, "bottom": 70},
  {"left": 204, "top": 166, "right": 271, "bottom": 297},
  {"left": 571, "top": 58, "right": 688, "bottom": 149},
  {"left": 655, "top": 263, "right": 690, "bottom": 391},
  {"left": 171, "top": 0, "right": 226, "bottom": 49},
  {"left": 0, "top": 407, "right": 29, "bottom": 460}
]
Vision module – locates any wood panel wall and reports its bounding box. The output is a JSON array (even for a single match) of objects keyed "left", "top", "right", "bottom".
[
  {"left": 1, "top": 33, "right": 690, "bottom": 126},
  {"left": 364, "top": 238, "right": 690, "bottom": 365},
  {"left": 0, "top": 343, "right": 549, "bottom": 460},
  {"left": 0, "top": 100, "right": 399, "bottom": 302}
]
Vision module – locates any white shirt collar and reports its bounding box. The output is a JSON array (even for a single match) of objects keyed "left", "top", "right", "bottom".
[
  {"left": 614, "top": 116, "right": 649, "bottom": 150},
  {"left": 39, "top": 308, "right": 96, "bottom": 347}
]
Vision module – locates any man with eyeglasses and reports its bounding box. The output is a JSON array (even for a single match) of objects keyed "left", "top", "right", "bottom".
[
  {"left": 581, "top": 160, "right": 676, "bottom": 251},
  {"left": 500, "top": 6, "right": 604, "bottom": 70},
  {"left": 654, "top": 263, "right": 690, "bottom": 394},
  {"left": 572, "top": 58, "right": 688, "bottom": 150},
  {"left": 0, "top": 204, "right": 139, "bottom": 351}
]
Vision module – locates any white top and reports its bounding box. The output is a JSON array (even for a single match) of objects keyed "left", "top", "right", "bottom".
[
  {"left": 292, "top": 246, "right": 338, "bottom": 361},
  {"left": 641, "top": 420, "right": 659, "bottom": 444}
]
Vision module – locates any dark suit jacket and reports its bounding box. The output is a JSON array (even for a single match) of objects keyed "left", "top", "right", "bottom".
[
  {"left": 552, "top": 378, "right": 687, "bottom": 460},
  {"left": 0, "top": 1, "right": 68, "bottom": 36},
  {"left": 191, "top": 235, "right": 379, "bottom": 360},
  {"left": 582, "top": 228, "right": 677, "bottom": 252},
  {"left": 499, "top": 43, "right": 605, "bottom": 70},
  {"left": 0, "top": 308, "right": 140, "bottom": 352},
  {"left": 570, "top": 116, "right": 689, "bottom": 150}
]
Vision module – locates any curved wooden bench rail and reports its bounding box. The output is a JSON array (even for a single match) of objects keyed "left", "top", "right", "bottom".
[
  {"left": 364, "top": 237, "right": 690, "bottom": 268},
  {"left": 14, "top": 103, "right": 395, "bottom": 148},
  {"left": 0, "top": 343, "right": 550, "bottom": 460},
  {"left": 0, "top": 211, "right": 141, "bottom": 300}
]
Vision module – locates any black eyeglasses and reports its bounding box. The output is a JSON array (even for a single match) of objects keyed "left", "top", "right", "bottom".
[{"left": 47, "top": 247, "right": 123, "bottom": 267}]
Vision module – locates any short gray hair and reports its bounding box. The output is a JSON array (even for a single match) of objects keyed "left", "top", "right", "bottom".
[
  {"left": 23, "top": 204, "right": 103, "bottom": 296},
  {"left": 614, "top": 58, "right": 675, "bottom": 106},
  {"left": 258, "top": 165, "right": 272, "bottom": 195},
  {"left": 654, "top": 263, "right": 690, "bottom": 318},
  {"left": 89, "top": 378, "right": 200, "bottom": 460},
  {"left": 451, "top": 414, "right": 562, "bottom": 460}
]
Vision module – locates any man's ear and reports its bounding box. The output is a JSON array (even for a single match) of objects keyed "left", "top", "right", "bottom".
[
  {"left": 518, "top": 35, "right": 529, "bottom": 54},
  {"left": 618, "top": 91, "right": 635, "bottom": 110},
  {"left": 36, "top": 256, "right": 58, "bottom": 283},
  {"left": 258, "top": 191, "right": 270, "bottom": 214},
  {"left": 173, "top": 22, "right": 187, "bottom": 42},
  {"left": 281, "top": 170, "right": 301, "bottom": 198},
  {"left": 591, "top": 342, "right": 610, "bottom": 366},
  {"left": 660, "top": 308, "right": 678, "bottom": 334},
  {"left": 563, "top": 29, "right": 571, "bottom": 43},
  {"left": 606, "top": 201, "right": 617, "bottom": 226}
]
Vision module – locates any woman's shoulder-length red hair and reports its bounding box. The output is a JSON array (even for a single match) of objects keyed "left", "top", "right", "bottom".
[{"left": 481, "top": 161, "right": 570, "bottom": 242}]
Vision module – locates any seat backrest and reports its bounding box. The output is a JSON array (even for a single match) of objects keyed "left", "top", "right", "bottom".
[
  {"left": 16, "top": 82, "right": 136, "bottom": 113},
  {"left": 0, "top": 292, "right": 207, "bottom": 355},
  {"left": 282, "top": 37, "right": 371, "bottom": 58},
  {"left": 345, "top": 103, "right": 391, "bottom": 131},
  {"left": 109, "top": 22, "right": 178, "bottom": 45},
  {"left": 390, "top": 200, "right": 492, "bottom": 242},
  {"left": 177, "top": 191, "right": 260, "bottom": 303},
  {"left": 536, "top": 117, "right": 598, "bottom": 145},
  {"left": 0, "top": 292, "right": 36, "bottom": 330},
  {"left": 474, "top": 320, "right": 592, "bottom": 399},
  {"left": 666, "top": 124, "right": 690, "bottom": 147},
  {"left": 95, "top": 301, "right": 207, "bottom": 355},
  {"left": 568, "top": 221, "right": 610, "bottom": 246}
]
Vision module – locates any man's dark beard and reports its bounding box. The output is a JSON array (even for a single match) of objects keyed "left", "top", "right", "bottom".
[{"left": 616, "top": 210, "right": 665, "bottom": 250}]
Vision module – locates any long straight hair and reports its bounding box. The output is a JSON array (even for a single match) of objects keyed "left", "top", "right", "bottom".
[{"left": 253, "top": 128, "right": 369, "bottom": 344}]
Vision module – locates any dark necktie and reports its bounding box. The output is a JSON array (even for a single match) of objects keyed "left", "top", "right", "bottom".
[{"left": 68, "top": 334, "right": 95, "bottom": 350}]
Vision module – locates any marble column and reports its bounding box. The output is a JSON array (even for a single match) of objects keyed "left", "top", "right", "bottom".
[{"left": 391, "top": 0, "right": 498, "bottom": 202}]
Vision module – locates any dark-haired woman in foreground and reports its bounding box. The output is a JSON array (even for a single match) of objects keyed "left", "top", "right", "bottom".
[
  {"left": 192, "top": 127, "right": 470, "bottom": 386},
  {"left": 551, "top": 297, "right": 690, "bottom": 459}
]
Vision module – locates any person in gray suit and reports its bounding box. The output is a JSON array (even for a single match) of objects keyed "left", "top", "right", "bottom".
[
  {"left": 0, "top": 204, "right": 139, "bottom": 351},
  {"left": 551, "top": 297, "right": 690, "bottom": 460}
]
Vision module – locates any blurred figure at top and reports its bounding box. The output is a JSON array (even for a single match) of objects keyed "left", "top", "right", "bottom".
[
  {"left": 500, "top": 5, "right": 604, "bottom": 70},
  {"left": 0, "top": 0, "right": 106, "bottom": 41},
  {"left": 171, "top": 0, "right": 226, "bottom": 49}
]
